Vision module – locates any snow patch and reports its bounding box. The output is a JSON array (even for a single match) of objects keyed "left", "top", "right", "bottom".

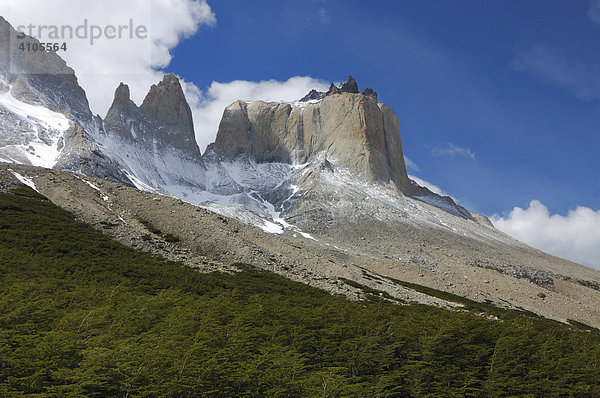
[
  {"left": 289, "top": 98, "right": 323, "bottom": 108},
  {"left": 0, "top": 89, "right": 70, "bottom": 168},
  {"left": 8, "top": 169, "right": 38, "bottom": 192},
  {"left": 81, "top": 178, "right": 109, "bottom": 201},
  {"left": 122, "top": 169, "right": 161, "bottom": 193},
  {"left": 201, "top": 201, "right": 284, "bottom": 234},
  {"left": 298, "top": 231, "right": 317, "bottom": 240},
  {"left": 0, "top": 91, "right": 69, "bottom": 131}
]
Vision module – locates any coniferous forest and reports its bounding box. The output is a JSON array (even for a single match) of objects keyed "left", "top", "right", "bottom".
[{"left": 1, "top": 186, "right": 600, "bottom": 397}]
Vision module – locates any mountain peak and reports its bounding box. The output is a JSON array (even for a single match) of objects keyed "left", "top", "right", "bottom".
[
  {"left": 114, "top": 83, "right": 130, "bottom": 101},
  {"left": 105, "top": 74, "right": 200, "bottom": 160},
  {"left": 340, "top": 75, "right": 359, "bottom": 93},
  {"left": 141, "top": 73, "right": 186, "bottom": 111},
  {"left": 212, "top": 86, "right": 411, "bottom": 193},
  {"left": 161, "top": 72, "right": 180, "bottom": 85},
  {"left": 299, "top": 75, "right": 378, "bottom": 102}
]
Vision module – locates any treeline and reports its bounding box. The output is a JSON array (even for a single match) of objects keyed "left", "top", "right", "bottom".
[{"left": 1, "top": 186, "right": 599, "bottom": 397}]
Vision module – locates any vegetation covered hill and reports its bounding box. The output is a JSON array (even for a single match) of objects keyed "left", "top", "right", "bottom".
[{"left": 1, "top": 185, "right": 600, "bottom": 397}]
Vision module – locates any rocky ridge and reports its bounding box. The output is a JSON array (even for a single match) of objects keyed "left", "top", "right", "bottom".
[
  {"left": 101, "top": 75, "right": 206, "bottom": 191},
  {"left": 299, "top": 75, "right": 378, "bottom": 102},
  {"left": 208, "top": 76, "right": 411, "bottom": 194},
  {"left": 0, "top": 16, "right": 130, "bottom": 183}
]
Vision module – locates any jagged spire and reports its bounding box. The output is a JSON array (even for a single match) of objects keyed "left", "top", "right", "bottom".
[
  {"left": 299, "top": 75, "right": 378, "bottom": 102},
  {"left": 114, "top": 83, "right": 130, "bottom": 101}
]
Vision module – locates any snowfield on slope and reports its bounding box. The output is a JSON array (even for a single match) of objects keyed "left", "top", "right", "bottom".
[{"left": 0, "top": 89, "right": 70, "bottom": 168}]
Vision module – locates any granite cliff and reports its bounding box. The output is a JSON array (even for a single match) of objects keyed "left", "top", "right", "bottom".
[
  {"left": 101, "top": 74, "right": 205, "bottom": 190},
  {"left": 208, "top": 76, "right": 411, "bottom": 194}
]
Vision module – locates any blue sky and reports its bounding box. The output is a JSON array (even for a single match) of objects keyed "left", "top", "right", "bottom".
[{"left": 167, "top": 0, "right": 600, "bottom": 217}]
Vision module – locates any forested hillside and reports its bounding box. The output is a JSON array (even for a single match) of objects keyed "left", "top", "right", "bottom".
[{"left": 1, "top": 185, "right": 599, "bottom": 397}]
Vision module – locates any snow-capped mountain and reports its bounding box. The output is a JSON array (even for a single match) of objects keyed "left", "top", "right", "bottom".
[
  {"left": 1, "top": 12, "right": 475, "bottom": 236},
  {"left": 198, "top": 76, "right": 479, "bottom": 233},
  {"left": 101, "top": 76, "right": 207, "bottom": 193},
  {"left": 0, "top": 16, "right": 130, "bottom": 183}
]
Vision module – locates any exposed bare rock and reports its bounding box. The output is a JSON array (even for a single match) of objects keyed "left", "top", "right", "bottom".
[
  {"left": 299, "top": 89, "right": 325, "bottom": 102},
  {"left": 140, "top": 74, "right": 199, "bottom": 158},
  {"left": 340, "top": 75, "right": 359, "bottom": 93},
  {"left": 325, "top": 83, "right": 342, "bottom": 96},
  {"left": 101, "top": 75, "right": 205, "bottom": 190},
  {"left": 471, "top": 212, "right": 495, "bottom": 227},
  {"left": 362, "top": 88, "right": 378, "bottom": 102},
  {"left": 0, "top": 16, "right": 127, "bottom": 182},
  {"left": 299, "top": 76, "right": 377, "bottom": 102},
  {"left": 209, "top": 90, "right": 412, "bottom": 193},
  {"left": 106, "top": 74, "right": 200, "bottom": 159},
  {"left": 409, "top": 179, "right": 474, "bottom": 220}
]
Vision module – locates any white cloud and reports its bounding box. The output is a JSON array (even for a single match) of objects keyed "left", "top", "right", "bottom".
[
  {"left": 0, "top": 0, "right": 216, "bottom": 115},
  {"left": 404, "top": 156, "right": 420, "bottom": 172},
  {"left": 185, "top": 76, "right": 329, "bottom": 152},
  {"left": 511, "top": 45, "right": 600, "bottom": 101},
  {"left": 318, "top": 8, "right": 331, "bottom": 24},
  {"left": 491, "top": 200, "right": 600, "bottom": 269},
  {"left": 431, "top": 143, "right": 475, "bottom": 160},
  {"left": 589, "top": 0, "right": 600, "bottom": 24}
]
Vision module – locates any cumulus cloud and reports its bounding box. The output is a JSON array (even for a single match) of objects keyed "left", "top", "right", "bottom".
[
  {"left": 0, "top": 0, "right": 216, "bottom": 115},
  {"left": 511, "top": 45, "right": 600, "bottom": 101},
  {"left": 185, "top": 77, "right": 329, "bottom": 152},
  {"left": 491, "top": 200, "right": 600, "bottom": 269},
  {"left": 430, "top": 143, "right": 475, "bottom": 160}
]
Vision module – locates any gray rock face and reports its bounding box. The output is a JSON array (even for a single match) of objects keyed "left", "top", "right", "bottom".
[
  {"left": 54, "top": 123, "right": 133, "bottom": 183},
  {"left": 409, "top": 179, "right": 474, "bottom": 220},
  {"left": 0, "top": 16, "right": 95, "bottom": 130},
  {"left": 362, "top": 88, "right": 378, "bottom": 102},
  {"left": 300, "top": 76, "right": 378, "bottom": 103},
  {"left": 1, "top": 15, "right": 205, "bottom": 192},
  {"left": 340, "top": 75, "right": 359, "bottom": 93},
  {"left": 0, "top": 16, "right": 125, "bottom": 182},
  {"left": 299, "top": 89, "right": 325, "bottom": 102},
  {"left": 141, "top": 74, "right": 199, "bottom": 158},
  {"left": 102, "top": 75, "right": 205, "bottom": 190},
  {"left": 103, "top": 83, "right": 146, "bottom": 143},
  {"left": 209, "top": 88, "right": 412, "bottom": 193},
  {"left": 105, "top": 74, "right": 201, "bottom": 160}
]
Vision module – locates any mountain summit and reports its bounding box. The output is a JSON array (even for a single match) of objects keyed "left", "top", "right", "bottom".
[
  {"left": 299, "top": 75, "right": 378, "bottom": 101},
  {"left": 101, "top": 74, "right": 205, "bottom": 190},
  {"left": 105, "top": 74, "right": 200, "bottom": 159},
  {"left": 208, "top": 76, "right": 410, "bottom": 193}
]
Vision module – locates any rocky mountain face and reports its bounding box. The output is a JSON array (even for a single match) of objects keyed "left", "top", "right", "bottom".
[
  {"left": 299, "top": 76, "right": 378, "bottom": 102},
  {"left": 204, "top": 76, "right": 472, "bottom": 224},
  {"left": 0, "top": 16, "right": 129, "bottom": 183},
  {"left": 0, "top": 17, "right": 206, "bottom": 193},
  {"left": 208, "top": 77, "right": 411, "bottom": 194},
  {"left": 101, "top": 75, "right": 206, "bottom": 191},
  {"left": 104, "top": 75, "right": 200, "bottom": 159},
  {"left": 1, "top": 14, "right": 465, "bottom": 222}
]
